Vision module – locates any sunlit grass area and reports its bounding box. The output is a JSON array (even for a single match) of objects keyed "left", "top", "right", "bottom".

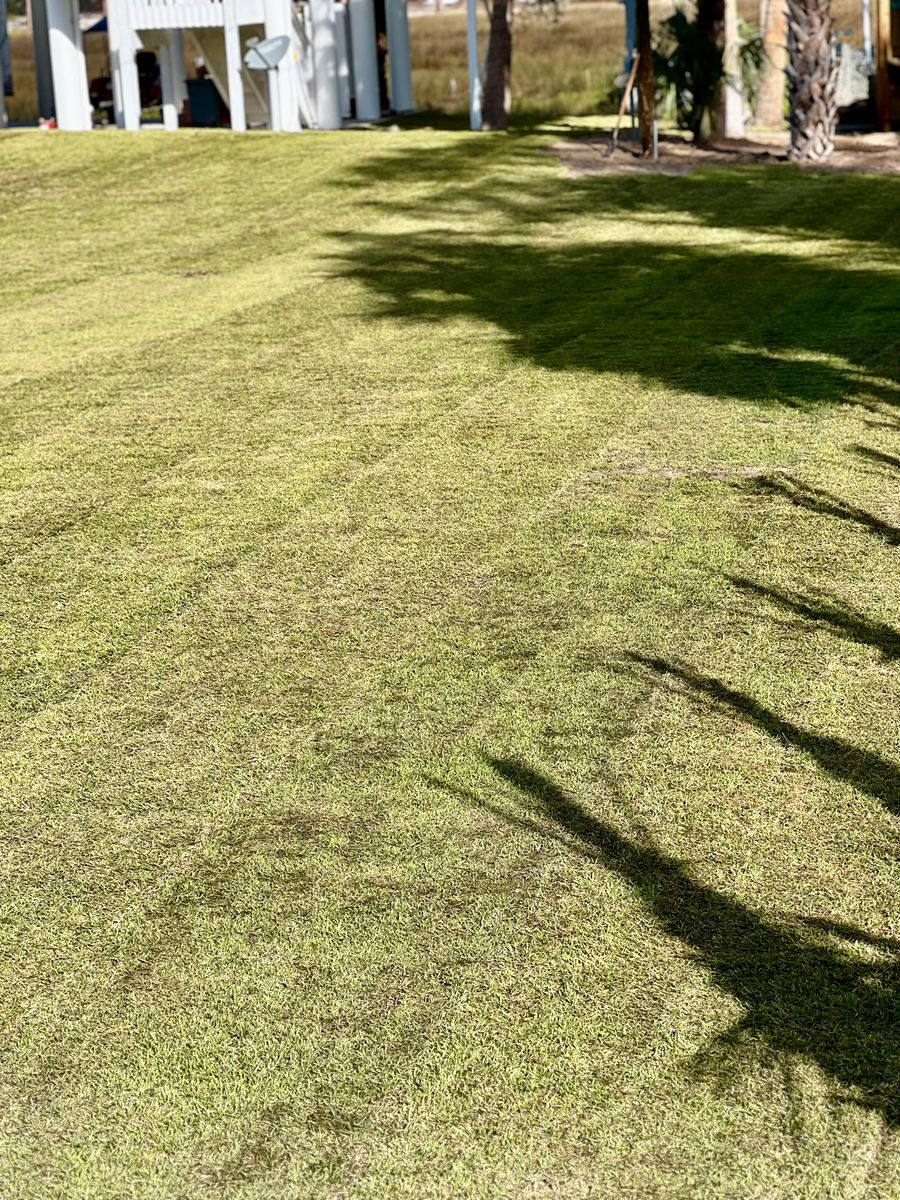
[{"left": 0, "top": 128, "right": 898, "bottom": 1197}]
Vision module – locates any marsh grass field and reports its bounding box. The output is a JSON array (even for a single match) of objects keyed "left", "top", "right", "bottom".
[{"left": 0, "top": 121, "right": 898, "bottom": 1196}]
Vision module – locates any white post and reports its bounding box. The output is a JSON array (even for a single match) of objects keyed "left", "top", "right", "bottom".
[
  {"left": 720, "top": 0, "right": 745, "bottom": 137},
  {"left": 862, "top": 0, "right": 873, "bottom": 66},
  {"left": 158, "top": 36, "right": 178, "bottom": 129},
  {"left": 385, "top": 0, "right": 412, "bottom": 111},
  {"left": 310, "top": 0, "right": 342, "bottom": 129},
  {"left": 335, "top": 2, "right": 352, "bottom": 119},
  {"left": 223, "top": 0, "right": 246, "bottom": 130},
  {"left": 107, "top": 0, "right": 141, "bottom": 129},
  {"left": 465, "top": 0, "right": 480, "bottom": 129},
  {"left": 46, "top": 0, "right": 92, "bottom": 129},
  {"left": 263, "top": 0, "right": 300, "bottom": 130},
  {"left": 347, "top": 0, "right": 379, "bottom": 120},
  {"left": 170, "top": 30, "right": 187, "bottom": 109}
]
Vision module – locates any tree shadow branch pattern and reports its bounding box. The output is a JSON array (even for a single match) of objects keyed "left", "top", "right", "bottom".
[
  {"left": 446, "top": 756, "right": 900, "bottom": 1125},
  {"left": 740, "top": 475, "right": 900, "bottom": 545},
  {"left": 729, "top": 575, "right": 900, "bottom": 661},
  {"left": 622, "top": 653, "right": 900, "bottom": 815}
]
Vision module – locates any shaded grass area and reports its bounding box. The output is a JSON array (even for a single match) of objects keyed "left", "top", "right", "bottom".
[{"left": 0, "top": 128, "right": 898, "bottom": 1197}]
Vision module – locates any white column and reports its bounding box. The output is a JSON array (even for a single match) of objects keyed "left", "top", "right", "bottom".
[
  {"left": 335, "top": 3, "right": 352, "bottom": 119},
  {"left": 263, "top": 0, "right": 300, "bottom": 130},
  {"left": 720, "top": 0, "right": 745, "bottom": 137},
  {"left": 159, "top": 34, "right": 187, "bottom": 129},
  {"left": 310, "top": 0, "right": 341, "bottom": 129},
  {"left": 158, "top": 36, "right": 178, "bottom": 129},
  {"left": 862, "top": 0, "right": 873, "bottom": 65},
  {"left": 385, "top": 0, "right": 411, "bottom": 112},
  {"left": 347, "top": 0, "right": 379, "bottom": 121},
  {"left": 46, "top": 0, "right": 91, "bottom": 129},
  {"left": 170, "top": 30, "right": 187, "bottom": 108},
  {"left": 465, "top": 0, "right": 480, "bottom": 130},
  {"left": 223, "top": 0, "right": 246, "bottom": 130},
  {"left": 107, "top": 0, "right": 141, "bottom": 129}
]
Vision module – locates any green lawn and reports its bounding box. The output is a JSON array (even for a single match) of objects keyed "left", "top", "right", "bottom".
[{"left": 0, "top": 126, "right": 899, "bottom": 1198}]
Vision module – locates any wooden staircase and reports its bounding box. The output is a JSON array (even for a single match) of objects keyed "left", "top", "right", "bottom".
[{"left": 189, "top": 27, "right": 269, "bottom": 127}]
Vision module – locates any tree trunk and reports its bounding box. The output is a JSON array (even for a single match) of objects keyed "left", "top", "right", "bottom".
[
  {"left": 786, "top": 0, "right": 837, "bottom": 159},
  {"left": 697, "top": 0, "right": 725, "bottom": 57},
  {"left": 635, "top": 0, "right": 655, "bottom": 154},
  {"left": 755, "top": 0, "right": 788, "bottom": 125},
  {"left": 696, "top": 0, "right": 724, "bottom": 140},
  {"left": 482, "top": 0, "right": 512, "bottom": 130}
]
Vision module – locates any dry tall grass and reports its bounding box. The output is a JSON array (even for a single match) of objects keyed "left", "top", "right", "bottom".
[
  {"left": 6, "top": 27, "right": 107, "bottom": 121},
  {"left": 409, "top": 1, "right": 636, "bottom": 118}
]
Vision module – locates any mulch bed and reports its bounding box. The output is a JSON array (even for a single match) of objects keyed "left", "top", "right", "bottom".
[{"left": 552, "top": 130, "right": 900, "bottom": 176}]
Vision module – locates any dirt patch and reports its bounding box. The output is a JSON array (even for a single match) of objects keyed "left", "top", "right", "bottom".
[{"left": 552, "top": 130, "right": 900, "bottom": 177}]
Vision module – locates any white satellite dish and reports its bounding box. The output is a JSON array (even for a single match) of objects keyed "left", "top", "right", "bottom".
[{"left": 244, "top": 35, "right": 290, "bottom": 71}]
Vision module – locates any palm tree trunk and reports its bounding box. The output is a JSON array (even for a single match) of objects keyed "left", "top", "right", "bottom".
[
  {"left": 482, "top": 0, "right": 512, "bottom": 130},
  {"left": 786, "top": 0, "right": 837, "bottom": 159},
  {"left": 635, "top": 0, "right": 656, "bottom": 154}
]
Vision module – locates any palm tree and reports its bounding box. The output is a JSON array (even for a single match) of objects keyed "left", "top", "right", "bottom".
[{"left": 786, "top": 0, "right": 838, "bottom": 159}]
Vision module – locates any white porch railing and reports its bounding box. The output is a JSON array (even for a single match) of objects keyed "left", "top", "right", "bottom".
[{"left": 125, "top": 0, "right": 224, "bottom": 29}]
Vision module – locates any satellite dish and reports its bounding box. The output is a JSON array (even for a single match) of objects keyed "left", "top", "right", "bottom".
[{"left": 244, "top": 35, "right": 290, "bottom": 70}]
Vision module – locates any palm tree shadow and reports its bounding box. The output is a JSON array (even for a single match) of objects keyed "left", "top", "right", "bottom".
[
  {"left": 623, "top": 653, "right": 900, "bottom": 816},
  {"left": 853, "top": 445, "right": 900, "bottom": 474},
  {"left": 728, "top": 575, "right": 900, "bottom": 661},
  {"left": 451, "top": 756, "right": 900, "bottom": 1125},
  {"left": 741, "top": 475, "right": 900, "bottom": 545}
]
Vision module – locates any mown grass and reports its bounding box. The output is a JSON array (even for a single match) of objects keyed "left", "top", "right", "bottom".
[{"left": 0, "top": 127, "right": 898, "bottom": 1198}]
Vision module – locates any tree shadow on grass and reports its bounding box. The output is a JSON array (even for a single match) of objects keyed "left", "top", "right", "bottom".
[
  {"left": 442, "top": 755, "right": 900, "bottom": 1125},
  {"left": 332, "top": 138, "right": 899, "bottom": 408},
  {"left": 334, "top": 232, "right": 898, "bottom": 409},
  {"left": 739, "top": 474, "right": 900, "bottom": 544},
  {"left": 622, "top": 653, "right": 900, "bottom": 816},
  {"left": 337, "top": 136, "right": 900, "bottom": 250},
  {"left": 853, "top": 445, "right": 900, "bottom": 474},
  {"left": 729, "top": 575, "right": 900, "bottom": 662}
]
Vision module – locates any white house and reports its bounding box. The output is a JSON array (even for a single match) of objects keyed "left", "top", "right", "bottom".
[{"left": 31, "top": 0, "right": 413, "bottom": 131}]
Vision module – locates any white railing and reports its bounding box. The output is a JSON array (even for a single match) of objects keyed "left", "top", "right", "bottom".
[{"left": 126, "top": 0, "right": 225, "bottom": 29}]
